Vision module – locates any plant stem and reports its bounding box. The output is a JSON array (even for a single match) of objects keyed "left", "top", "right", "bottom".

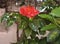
[{"left": 17, "top": 24, "right": 19, "bottom": 41}]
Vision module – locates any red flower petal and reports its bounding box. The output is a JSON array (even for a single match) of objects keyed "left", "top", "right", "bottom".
[{"left": 19, "top": 5, "right": 39, "bottom": 18}]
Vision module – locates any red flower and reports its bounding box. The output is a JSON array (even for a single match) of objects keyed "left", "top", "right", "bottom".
[{"left": 19, "top": 5, "right": 39, "bottom": 18}]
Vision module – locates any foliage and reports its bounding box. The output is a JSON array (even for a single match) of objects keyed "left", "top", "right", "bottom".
[{"left": 1, "top": 0, "right": 60, "bottom": 44}]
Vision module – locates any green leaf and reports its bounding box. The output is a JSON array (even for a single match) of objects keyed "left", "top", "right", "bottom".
[
  {"left": 50, "top": 7, "right": 60, "bottom": 17},
  {"left": 1, "top": 13, "right": 16, "bottom": 27},
  {"left": 29, "top": 22, "right": 38, "bottom": 32},
  {"left": 55, "top": 18, "right": 60, "bottom": 24},
  {"left": 40, "top": 24, "right": 57, "bottom": 31},
  {"left": 25, "top": 40, "right": 28, "bottom": 44},
  {"left": 39, "top": 38, "right": 47, "bottom": 44},
  {"left": 30, "top": 39, "right": 38, "bottom": 44},
  {"left": 18, "top": 20, "right": 27, "bottom": 29},
  {"left": 47, "top": 30, "right": 60, "bottom": 42},
  {"left": 29, "top": 19, "right": 46, "bottom": 32},
  {"left": 7, "top": 19, "right": 14, "bottom": 27},
  {"left": 25, "top": 28, "right": 32, "bottom": 37},
  {"left": 30, "top": 42, "right": 38, "bottom": 44},
  {"left": 10, "top": 12, "right": 21, "bottom": 22},
  {"left": 33, "top": 19, "right": 45, "bottom": 28},
  {"left": 38, "top": 14, "right": 53, "bottom": 22},
  {"left": 53, "top": 36, "right": 60, "bottom": 44},
  {"left": 1, "top": 13, "right": 10, "bottom": 22}
]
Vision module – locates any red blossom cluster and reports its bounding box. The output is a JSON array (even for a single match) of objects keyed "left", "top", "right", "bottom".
[{"left": 19, "top": 5, "right": 39, "bottom": 18}]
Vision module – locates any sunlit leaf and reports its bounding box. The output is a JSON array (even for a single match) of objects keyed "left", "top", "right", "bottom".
[
  {"left": 50, "top": 7, "right": 60, "bottom": 17},
  {"left": 40, "top": 24, "right": 57, "bottom": 31},
  {"left": 38, "top": 14, "right": 54, "bottom": 22}
]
